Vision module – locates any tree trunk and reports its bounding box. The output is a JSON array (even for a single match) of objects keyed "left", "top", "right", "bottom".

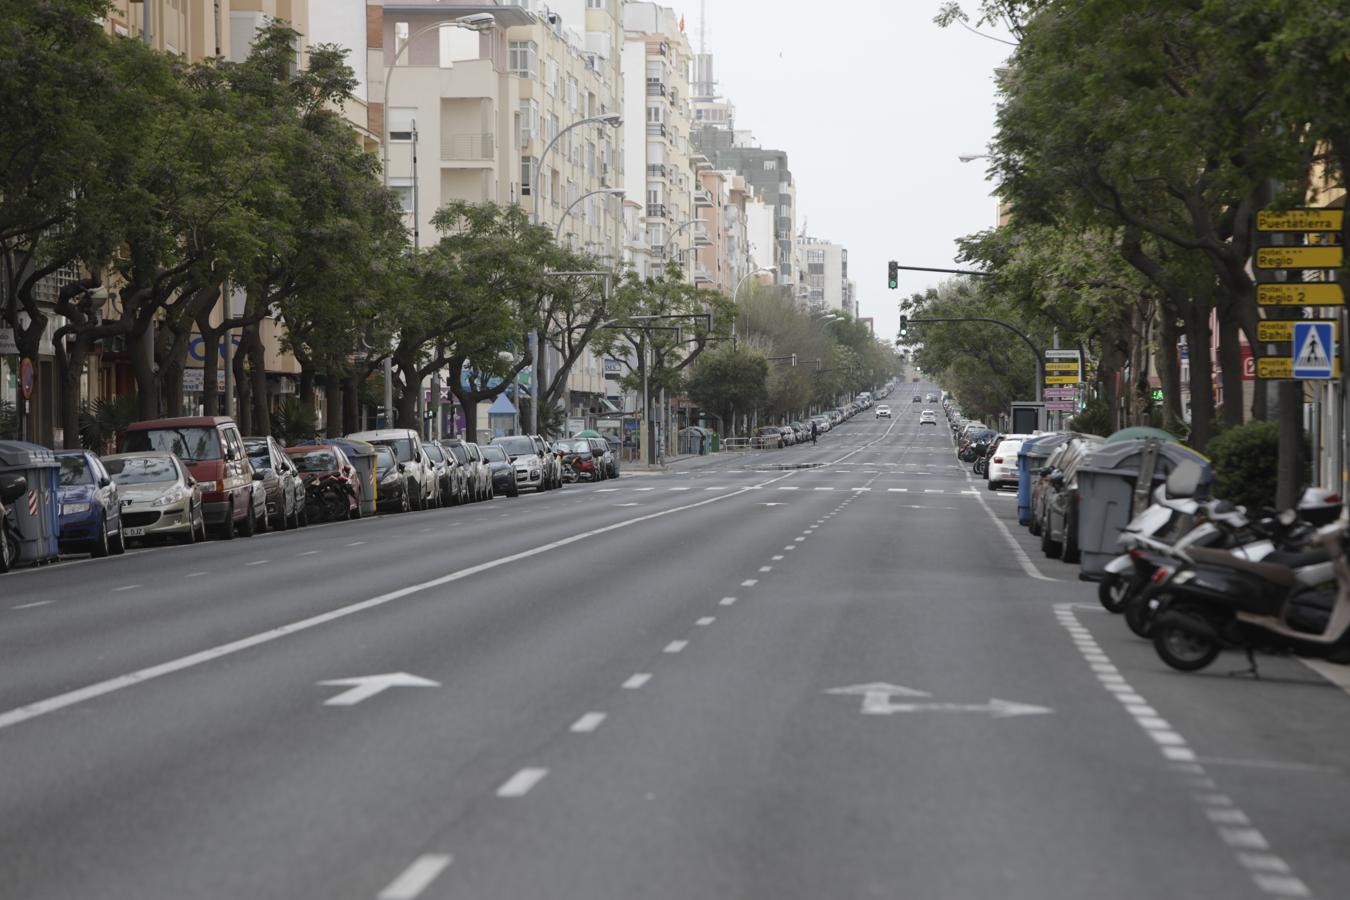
[
  {"left": 324, "top": 375, "right": 342, "bottom": 438},
  {"left": 1216, "top": 314, "right": 1244, "bottom": 427},
  {"left": 461, "top": 394, "right": 479, "bottom": 440},
  {"left": 128, "top": 319, "right": 159, "bottom": 421},
  {"left": 247, "top": 320, "right": 269, "bottom": 436},
  {"left": 233, "top": 331, "right": 253, "bottom": 433},
  {"left": 1183, "top": 305, "right": 1214, "bottom": 450},
  {"left": 55, "top": 336, "right": 89, "bottom": 450},
  {"left": 342, "top": 372, "right": 360, "bottom": 434},
  {"left": 1156, "top": 315, "right": 1184, "bottom": 435}
]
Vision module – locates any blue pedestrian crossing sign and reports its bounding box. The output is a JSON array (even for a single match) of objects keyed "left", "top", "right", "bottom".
[{"left": 1292, "top": 321, "right": 1336, "bottom": 379}]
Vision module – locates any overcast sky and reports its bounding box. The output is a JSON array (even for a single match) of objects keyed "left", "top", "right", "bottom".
[{"left": 682, "top": 0, "right": 1013, "bottom": 343}]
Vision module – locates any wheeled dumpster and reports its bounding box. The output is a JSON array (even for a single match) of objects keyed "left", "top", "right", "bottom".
[
  {"left": 1075, "top": 436, "right": 1210, "bottom": 581},
  {"left": 0, "top": 440, "right": 61, "bottom": 566},
  {"left": 320, "top": 438, "right": 378, "bottom": 518},
  {"left": 1017, "top": 433, "right": 1072, "bottom": 526}
]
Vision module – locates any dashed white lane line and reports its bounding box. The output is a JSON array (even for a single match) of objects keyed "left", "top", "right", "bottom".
[
  {"left": 771, "top": 555, "right": 784, "bottom": 561},
  {"left": 813, "top": 487, "right": 834, "bottom": 491},
  {"left": 378, "top": 854, "right": 453, "bottom": 900},
  {"left": 570, "top": 712, "right": 607, "bottom": 733},
  {"left": 696, "top": 617, "right": 715, "bottom": 626},
  {"left": 497, "top": 768, "right": 548, "bottom": 798},
  {"left": 669, "top": 487, "right": 691, "bottom": 491},
  {"left": 720, "top": 597, "right": 737, "bottom": 606},
  {"left": 622, "top": 673, "right": 652, "bottom": 689},
  {"left": 793, "top": 537, "right": 806, "bottom": 542},
  {"left": 595, "top": 488, "right": 620, "bottom": 493},
  {"left": 11, "top": 601, "right": 52, "bottom": 610},
  {"left": 297, "top": 551, "right": 320, "bottom": 557},
  {"left": 246, "top": 560, "right": 269, "bottom": 567},
  {"left": 186, "top": 571, "right": 209, "bottom": 577},
  {"left": 112, "top": 585, "right": 140, "bottom": 593},
  {"left": 741, "top": 578, "right": 759, "bottom": 586},
  {"left": 632, "top": 487, "right": 654, "bottom": 492},
  {"left": 778, "top": 486, "right": 800, "bottom": 491},
  {"left": 345, "top": 541, "right": 367, "bottom": 547},
  {"left": 758, "top": 566, "right": 773, "bottom": 573},
  {"left": 1054, "top": 604, "right": 1313, "bottom": 899},
  {"left": 663, "top": 641, "right": 688, "bottom": 654}
]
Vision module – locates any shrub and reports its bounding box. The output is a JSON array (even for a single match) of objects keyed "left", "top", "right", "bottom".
[
  {"left": 79, "top": 394, "right": 140, "bottom": 453},
  {"left": 1067, "top": 397, "right": 1112, "bottom": 436},
  {"left": 270, "top": 397, "right": 318, "bottom": 446},
  {"left": 1206, "top": 420, "right": 1280, "bottom": 511}
]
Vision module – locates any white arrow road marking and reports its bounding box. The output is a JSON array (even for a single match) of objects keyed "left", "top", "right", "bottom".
[
  {"left": 319, "top": 672, "right": 439, "bottom": 706},
  {"left": 826, "top": 682, "right": 932, "bottom": 713},
  {"left": 826, "top": 683, "right": 1052, "bottom": 717}
]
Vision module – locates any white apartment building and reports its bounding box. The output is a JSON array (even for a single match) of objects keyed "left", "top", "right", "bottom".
[
  {"left": 796, "top": 236, "right": 854, "bottom": 315},
  {"left": 622, "top": 2, "right": 696, "bottom": 281}
]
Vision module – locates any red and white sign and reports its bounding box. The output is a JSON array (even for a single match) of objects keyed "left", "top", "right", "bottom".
[
  {"left": 27, "top": 489, "right": 38, "bottom": 516},
  {"left": 1045, "top": 401, "right": 1077, "bottom": 411},
  {"left": 19, "top": 357, "right": 35, "bottom": 400},
  {"left": 1241, "top": 344, "right": 1255, "bottom": 381}
]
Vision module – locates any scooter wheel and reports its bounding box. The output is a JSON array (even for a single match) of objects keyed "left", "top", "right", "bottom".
[
  {"left": 1098, "top": 575, "right": 1130, "bottom": 613},
  {"left": 1153, "top": 618, "right": 1221, "bottom": 672},
  {"left": 1124, "top": 595, "right": 1154, "bottom": 638}
]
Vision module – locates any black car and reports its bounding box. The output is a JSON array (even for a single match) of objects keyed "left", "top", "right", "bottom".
[
  {"left": 373, "top": 444, "right": 411, "bottom": 512},
  {"left": 478, "top": 444, "right": 517, "bottom": 497}
]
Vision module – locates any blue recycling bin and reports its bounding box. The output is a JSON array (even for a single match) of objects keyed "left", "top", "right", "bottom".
[
  {"left": 0, "top": 440, "right": 61, "bottom": 564},
  {"left": 1017, "top": 434, "right": 1072, "bottom": 526}
]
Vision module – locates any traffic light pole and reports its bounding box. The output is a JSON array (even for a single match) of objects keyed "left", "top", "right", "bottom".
[{"left": 902, "top": 315, "right": 1044, "bottom": 402}]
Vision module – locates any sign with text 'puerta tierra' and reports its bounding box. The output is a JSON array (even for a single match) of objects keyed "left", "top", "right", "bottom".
[{"left": 1043, "top": 349, "right": 1082, "bottom": 386}]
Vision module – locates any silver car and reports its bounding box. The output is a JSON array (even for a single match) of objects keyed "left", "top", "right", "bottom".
[{"left": 104, "top": 452, "right": 206, "bottom": 545}]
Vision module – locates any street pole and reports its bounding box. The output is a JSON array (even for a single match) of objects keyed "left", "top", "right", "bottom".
[{"left": 641, "top": 336, "right": 650, "bottom": 465}]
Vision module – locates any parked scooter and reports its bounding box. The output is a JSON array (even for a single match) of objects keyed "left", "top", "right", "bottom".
[
  {"left": 1147, "top": 515, "right": 1347, "bottom": 674},
  {"left": 304, "top": 471, "right": 357, "bottom": 523},
  {"left": 0, "top": 473, "right": 28, "bottom": 574}
]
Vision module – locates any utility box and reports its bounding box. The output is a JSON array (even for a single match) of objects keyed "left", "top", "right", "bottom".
[
  {"left": 0, "top": 440, "right": 62, "bottom": 565},
  {"left": 1009, "top": 402, "right": 1044, "bottom": 434}
]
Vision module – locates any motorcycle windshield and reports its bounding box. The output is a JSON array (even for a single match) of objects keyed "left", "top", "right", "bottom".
[{"left": 1120, "top": 505, "right": 1173, "bottom": 540}]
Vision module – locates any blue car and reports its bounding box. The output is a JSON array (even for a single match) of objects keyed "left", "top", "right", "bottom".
[{"left": 56, "top": 450, "right": 125, "bottom": 557}]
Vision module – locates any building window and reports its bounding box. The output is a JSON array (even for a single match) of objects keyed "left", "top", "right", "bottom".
[
  {"left": 518, "top": 99, "right": 538, "bottom": 143},
  {"left": 389, "top": 177, "right": 414, "bottom": 213},
  {"left": 388, "top": 107, "right": 416, "bottom": 142},
  {"left": 587, "top": 0, "right": 605, "bottom": 8},
  {"left": 567, "top": 76, "right": 578, "bottom": 112},
  {"left": 545, "top": 59, "right": 558, "bottom": 96},
  {"left": 521, "top": 156, "right": 536, "bottom": 196},
  {"left": 646, "top": 105, "right": 663, "bottom": 123},
  {"left": 763, "top": 159, "right": 777, "bottom": 171},
  {"left": 395, "top": 21, "right": 409, "bottom": 56},
  {"left": 509, "top": 41, "right": 538, "bottom": 78}
]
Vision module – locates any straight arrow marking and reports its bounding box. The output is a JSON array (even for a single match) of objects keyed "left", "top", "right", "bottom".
[{"left": 319, "top": 672, "right": 440, "bottom": 706}]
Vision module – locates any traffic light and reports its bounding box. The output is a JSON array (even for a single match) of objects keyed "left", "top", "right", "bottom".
[
  {"left": 899, "top": 314, "right": 908, "bottom": 339},
  {"left": 887, "top": 260, "right": 899, "bottom": 290}
]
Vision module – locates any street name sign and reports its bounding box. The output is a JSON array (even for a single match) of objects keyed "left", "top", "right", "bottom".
[
  {"left": 1256, "top": 209, "right": 1344, "bottom": 232},
  {"left": 1256, "top": 320, "right": 1339, "bottom": 343},
  {"left": 1045, "top": 401, "right": 1076, "bottom": 411},
  {"left": 1257, "top": 357, "right": 1342, "bottom": 380},
  {"left": 1257, "top": 283, "right": 1344, "bottom": 307},
  {"left": 1044, "top": 349, "right": 1082, "bottom": 386},
  {"left": 1292, "top": 321, "right": 1336, "bottom": 379},
  {"left": 1255, "top": 246, "right": 1343, "bottom": 270}
]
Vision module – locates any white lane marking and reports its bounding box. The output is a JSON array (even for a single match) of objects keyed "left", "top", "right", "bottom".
[
  {"left": 669, "top": 487, "right": 691, "bottom": 491},
  {"left": 705, "top": 486, "right": 728, "bottom": 491},
  {"left": 778, "top": 486, "right": 800, "bottom": 491},
  {"left": 783, "top": 545, "right": 795, "bottom": 551},
  {"left": 0, "top": 474, "right": 798, "bottom": 734},
  {"left": 112, "top": 585, "right": 140, "bottom": 593},
  {"left": 570, "top": 712, "right": 607, "bottom": 733},
  {"left": 186, "top": 571, "right": 209, "bottom": 578},
  {"left": 813, "top": 487, "right": 834, "bottom": 491},
  {"left": 664, "top": 640, "right": 688, "bottom": 653},
  {"left": 1056, "top": 604, "right": 1312, "bottom": 899},
  {"left": 696, "top": 617, "right": 715, "bottom": 626},
  {"left": 633, "top": 488, "right": 654, "bottom": 492},
  {"left": 793, "top": 537, "right": 806, "bottom": 542},
  {"left": 246, "top": 560, "right": 269, "bottom": 567},
  {"left": 345, "top": 541, "right": 367, "bottom": 547},
  {"left": 595, "top": 488, "right": 620, "bottom": 493},
  {"left": 971, "top": 482, "right": 1057, "bottom": 582},
  {"left": 11, "top": 600, "right": 53, "bottom": 610},
  {"left": 759, "top": 566, "right": 772, "bottom": 572},
  {"left": 497, "top": 768, "right": 548, "bottom": 798},
  {"left": 720, "top": 597, "right": 737, "bottom": 606},
  {"left": 614, "top": 502, "right": 640, "bottom": 507},
  {"left": 378, "top": 854, "right": 453, "bottom": 900},
  {"left": 850, "top": 487, "right": 871, "bottom": 492},
  {"left": 741, "top": 579, "right": 759, "bottom": 586},
  {"left": 888, "top": 487, "right": 908, "bottom": 492},
  {"left": 772, "top": 555, "right": 784, "bottom": 561},
  {"left": 924, "top": 489, "right": 944, "bottom": 494},
  {"left": 297, "top": 551, "right": 320, "bottom": 557},
  {"left": 623, "top": 673, "right": 652, "bottom": 689}
]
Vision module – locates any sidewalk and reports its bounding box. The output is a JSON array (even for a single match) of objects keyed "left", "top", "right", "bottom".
[{"left": 621, "top": 453, "right": 698, "bottom": 475}]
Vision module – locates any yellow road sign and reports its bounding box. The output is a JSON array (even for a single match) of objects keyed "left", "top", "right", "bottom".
[
  {"left": 1257, "top": 357, "right": 1342, "bottom": 379},
  {"left": 1045, "top": 374, "right": 1080, "bottom": 385},
  {"left": 1256, "top": 283, "right": 1344, "bottom": 306},
  {"left": 1255, "top": 246, "right": 1343, "bottom": 270},
  {"left": 1257, "top": 321, "right": 1340, "bottom": 342},
  {"left": 1044, "top": 362, "right": 1080, "bottom": 372},
  {"left": 1257, "top": 209, "right": 1344, "bottom": 232}
]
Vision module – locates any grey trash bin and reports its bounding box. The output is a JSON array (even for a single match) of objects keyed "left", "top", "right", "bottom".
[
  {"left": 324, "top": 438, "right": 378, "bottom": 518},
  {"left": 0, "top": 440, "right": 62, "bottom": 565},
  {"left": 1075, "top": 437, "right": 1211, "bottom": 581}
]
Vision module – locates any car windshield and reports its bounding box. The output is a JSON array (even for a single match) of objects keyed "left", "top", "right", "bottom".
[
  {"left": 245, "top": 443, "right": 272, "bottom": 470},
  {"left": 374, "top": 446, "right": 397, "bottom": 471},
  {"left": 446, "top": 444, "right": 469, "bottom": 463},
  {"left": 289, "top": 449, "right": 338, "bottom": 474},
  {"left": 58, "top": 455, "right": 94, "bottom": 486},
  {"left": 480, "top": 446, "right": 508, "bottom": 463},
  {"left": 494, "top": 437, "right": 534, "bottom": 456},
  {"left": 424, "top": 445, "right": 444, "bottom": 463},
  {"left": 123, "top": 426, "right": 221, "bottom": 463},
  {"left": 105, "top": 457, "right": 178, "bottom": 485},
  {"left": 373, "top": 438, "right": 414, "bottom": 462},
  {"left": 555, "top": 439, "right": 588, "bottom": 453}
]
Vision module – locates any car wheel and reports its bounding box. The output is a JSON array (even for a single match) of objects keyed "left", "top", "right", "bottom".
[
  {"left": 1063, "top": 511, "right": 1081, "bottom": 563},
  {"left": 91, "top": 515, "right": 111, "bottom": 558},
  {"left": 110, "top": 521, "right": 126, "bottom": 556},
  {"left": 1040, "top": 516, "right": 1061, "bottom": 557},
  {"left": 239, "top": 500, "right": 258, "bottom": 537},
  {"left": 195, "top": 508, "right": 208, "bottom": 543},
  {"left": 0, "top": 525, "right": 15, "bottom": 573},
  {"left": 218, "top": 503, "right": 236, "bottom": 540},
  {"left": 179, "top": 515, "right": 198, "bottom": 545}
]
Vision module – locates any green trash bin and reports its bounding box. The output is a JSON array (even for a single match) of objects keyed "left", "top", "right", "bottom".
[{"left": 710, "top": 433, "right": 721, "bottom": 453}]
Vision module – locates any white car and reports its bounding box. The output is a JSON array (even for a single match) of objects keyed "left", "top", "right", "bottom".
[
  {"left": 987, "top": 436, "right": 1028, "bottom": 490},
  {"left": 919, "top": 410, "right": 937, "bottom": 426},
  {"left": 875, "top": 405, "right": 892, "bottom": 419}
]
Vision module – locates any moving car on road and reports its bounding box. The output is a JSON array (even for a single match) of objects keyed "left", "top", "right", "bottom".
[
  {"left": 55, "top": 450, "right": 125, "bottom": 557},
  {"left": 919, "top": 410, "right": 937, "bottom": 426},
  {"left": 103, "top": 452, "right": 206, "bottom": 545},
  {"left": 875, "top": 404, "right": 891, "bottom": 419}
]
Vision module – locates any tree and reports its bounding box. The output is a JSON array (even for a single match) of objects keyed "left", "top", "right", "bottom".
[{"left": 686, "top": 346, "right": 769, "bottom": 437}]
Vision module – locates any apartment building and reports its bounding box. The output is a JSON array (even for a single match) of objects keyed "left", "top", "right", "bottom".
[
  {"left": 622, "top": 2, "right": 696, "bottom": 281},
  {"left": 795, "top": 235, "right": 856, "bottom": 316},
  {"left": 101, "top": 0, "right": 307, "bottom": 60}
]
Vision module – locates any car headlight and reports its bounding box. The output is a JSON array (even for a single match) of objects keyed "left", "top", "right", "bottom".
[
  {"left": 152, "top": 488, "right": 187, "bottom": 507},
  {"left": 380, "top": 471, "right": 400, "bottom": 485},
  {"left": 197, "top": 480, "right": 218, "bottom": 493},
  {"left": 62, "top": 502, "right": 91, "bottom": 515}
]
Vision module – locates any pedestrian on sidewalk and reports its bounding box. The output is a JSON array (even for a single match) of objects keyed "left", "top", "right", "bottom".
[{"left": 811, "top": 421, "right": 818, "bottom": 445}]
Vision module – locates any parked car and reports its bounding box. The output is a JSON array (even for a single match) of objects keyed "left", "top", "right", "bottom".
[
  {"left": 442, "top": 439, "right": 491, "bottom": 502},
  {"left": 752, "top": 426, "right": 783, "bottom": 449},
  {"left": 245, "top": 436, "right": 306, "bottom": 529},
  {"left": 875, "top": 405, "right": 892, "bottom": 419},
  {"left": 55, "top": 450, "right": 125, "bottom": 557},
  {"left": 777, "top": 426, "right": 796, "bottom": 447},
  {"left": 284, "top": 444, "right": 361, "bottom": 520},
  {"left": 1039, "top": 436, "right": 1105, "bottom": 562},
  {"left": 478, "top": 444, "right": 516, "bottom": 497},
  {"left": 533, "top": 435, "right": 562, "bottom": 489},
  {"left": 423, "top": 442, "right": 466, "bottom": 505},
  {"left": 986, "top": 436, "right": 1027, "bottom": 491},
  {"left": 103, "top": 452, "right": 206, "bottom": 545},
  {"left": 491, "top": 435, "right": 549, "bottom": 493},
  {"left": 587, "top": 436, "right": 619, "bottom": 479},
  {"left": 371, "top": 444, "right": 413, "bottom": 512},
  {"left": 121, "top": 416, "right": 262, "bottom": 539},
  {"left": 810, "top": 415, "right": 831, "bottom": 433},
  {"left": 418, "top": 445, "right": 442, "bottom": 508},
  {"left": 347, "top": 429, "right": 431, "bottom": 511}
]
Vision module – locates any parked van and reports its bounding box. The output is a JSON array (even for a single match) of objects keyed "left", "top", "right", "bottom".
[{"left": 121, "top": 416, "right": 263, "bottom": 538}]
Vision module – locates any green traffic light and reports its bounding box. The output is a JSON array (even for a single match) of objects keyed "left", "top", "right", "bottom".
[{"left": 888, "top": 280, "right": 898, "bottom": 289}]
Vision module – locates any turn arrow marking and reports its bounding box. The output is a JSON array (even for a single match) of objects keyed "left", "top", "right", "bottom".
[
  {"left": 319, "top": 672, "right": 440, "bottom": 706},
  {"left": 827, "top": 683, "right": 1052, "bottom": 718}
]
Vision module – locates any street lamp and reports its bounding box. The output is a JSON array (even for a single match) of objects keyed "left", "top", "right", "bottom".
[
  {"left": 957, "top": 153, "right": 988, "bottom": 163},
  {"left": 530, "top": 111, "right": 623, "bottom": 435},
  {"left": 556, "top": 188, "right": 625, "bottom": 243},
  {"left": 379, "top": 11, "right": 496, "bottom": 428},
  {"left": 732, "top": 266, "right": 775, "bottom": 350}
]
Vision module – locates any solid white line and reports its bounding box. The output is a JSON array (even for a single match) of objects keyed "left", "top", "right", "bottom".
[
  {"left": 0, "top": 474, "right": 795, "bottom": 734},
  {"left": 696, "top": 617, "right": 715, "bottom": 626},
  {"left": 664, "top": 640, "right": 688, "bottom": 654},
  {"left": 11, "top": 600, "right": 53, "bottom": 610},
  {"left": 622, "top": 673, "right": 651, "bottom": 689},
  {"left": 378, "top": 854, "right": 453, "bottom": 900},
  {"left": 497, "top": 768, "right": 548, "bottom": 798},
  {"left": 570, "top": 712, "right": 607, "bottom": 733}
]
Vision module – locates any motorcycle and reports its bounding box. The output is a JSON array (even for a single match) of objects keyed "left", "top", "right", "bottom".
[
  {"left": 560, "top": 455, "right": 580, "bottom": 484},
  {"left": 304, "top": 471, "right": 357, "bottom": 523},
  {"left": 970, "top": 438, "right": 994, "bottom": 476},
  {"left": 0, "top": 473, "right": 27, "bottom": 574}
]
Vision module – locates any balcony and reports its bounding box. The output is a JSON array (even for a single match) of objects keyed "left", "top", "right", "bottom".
[
  {"left": 693, "top": 188, "right": 713, "bottom": 208},
  {"left": 692, "top": 265, "right": 713, "bottom": 284},
  {"left": 646, "top": 122, "right": 667, "bottom": 137},
  {"left": 647, "top": 163, "right": 667, "bottom": 179},
  {"left": 692, "top": 223, "right": 712, "bottom": 246},
  {"left": 646, "top": 80, "right": 666, "bottom": 97},
  {"left": 441, "top": 133, "right": 495, "bottom": 161},
  {"left": 646, "top": 203, "right": 668, "bottom": 219}
]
